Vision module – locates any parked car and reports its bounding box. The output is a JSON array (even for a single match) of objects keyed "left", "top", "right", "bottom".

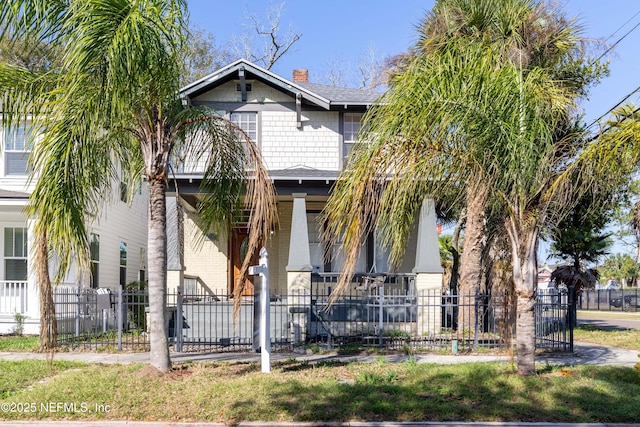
[{"left": 610, "top": 295, "right": 639, "bottom": 309}]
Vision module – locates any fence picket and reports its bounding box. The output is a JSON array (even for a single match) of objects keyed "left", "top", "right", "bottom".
[{"left": 50, "top": 279, "right": 574, "bottom": 354}]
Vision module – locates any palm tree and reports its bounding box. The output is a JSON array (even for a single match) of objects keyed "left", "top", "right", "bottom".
[
  {"left": 0, "top": 0, "right": 276, "bottom": 371},
  {"left": 323, "top": 0, "right": 614, "bottom": 375}
]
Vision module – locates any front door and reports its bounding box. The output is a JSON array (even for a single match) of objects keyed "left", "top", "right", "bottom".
[{"left": 229, "top": 228, "right": 257, "bottom": 296}]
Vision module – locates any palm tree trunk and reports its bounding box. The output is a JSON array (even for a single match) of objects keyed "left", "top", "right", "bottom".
[
  {"left": 36, "top": 230, "right": 57, "bottom": 353},
  {"left": 457, "top": 183, "right": 488, "bottom": 330},
  {"left": 148, "top": 176, "right": 171, "bottom": 372},
  {"left": 507, "top": 215, "right": 538, "bottom": 376}
]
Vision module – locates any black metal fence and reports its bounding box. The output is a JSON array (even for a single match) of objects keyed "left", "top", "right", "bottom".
[
  {"left": 55, "top": 285, "right": 150, "bottom": 351},
  {"left": 535, "top": 289, "right": 574, "bottom": 352},
  {"left": 52, "top": 282, "right": 573, "bottom": 354},
  {"left": 578, "top": 288, "right": 640, "bottom": 312}
]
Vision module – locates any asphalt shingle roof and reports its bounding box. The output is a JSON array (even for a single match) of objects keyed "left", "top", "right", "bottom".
[{"left": 297, "top": 82, "right": 382, "bottom": 104}]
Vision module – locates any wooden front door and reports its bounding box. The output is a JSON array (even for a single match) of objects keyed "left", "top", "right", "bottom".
[{"left": 229, "top": 228, "right": 257, "bottom": 296}]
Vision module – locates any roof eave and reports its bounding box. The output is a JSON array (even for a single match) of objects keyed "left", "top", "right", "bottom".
[{"left": 180, "top": 59, "right": 332, "bottom": 110}]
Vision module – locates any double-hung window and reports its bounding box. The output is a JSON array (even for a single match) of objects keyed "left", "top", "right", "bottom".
[
  {"left": 4, "top": 227, "right": 28, "bottom": 281},
  {"left": 230, "top": 112, "right": 258, "bottom": 142},
  {"left": 343, "top": 113, "right": 362, "bottom": 163},
  {"left": 4, "top": 125, "right": 32, "bottom": 176}
]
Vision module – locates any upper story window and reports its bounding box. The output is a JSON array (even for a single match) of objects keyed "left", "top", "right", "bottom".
[
  {"left": 230, "top": 112, "right": 258, "bottom": 142},
  {"left": 343, "top": 113, "right": 363, "bottom": 162},
  {"left": 4, "top": 125, "right": 32, "bottom": 176}
]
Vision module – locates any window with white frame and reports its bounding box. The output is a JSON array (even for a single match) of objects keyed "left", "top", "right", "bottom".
[
  {"left": 90, "top": 233, "right": 99, "bottom": 289},
  {"left": 343, "top": 113, "right": 362, "bottom": 162},
  {"left": 139, "top": 247, "right": 146, "bottom": 283},
  {"left": 119, "top": 241, "right": 127, "bottom": 286},
  {"left": 230, "top": 112, "right": 258, "bottom": 141},
  {"left": 4, "top": 125, "right": 32, "bottom": 176},
  {"left": 4, "top": 227, "right": 28, "bottom": 281}
]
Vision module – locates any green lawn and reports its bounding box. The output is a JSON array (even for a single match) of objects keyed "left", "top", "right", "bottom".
[
  {"left": 0, "top": 359, "right": 638, "bottom": 423},
  {"left": 0, "top": 336, "right": 39, "bottom": 352},
  {"left": 574, "top": 325, "right": 640, "bottom": 351}
]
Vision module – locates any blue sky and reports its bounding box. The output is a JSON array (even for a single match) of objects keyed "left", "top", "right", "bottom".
[
  {"left": 186, "top": 1, "right": 640, "bottom": 259},
  {"left": 186, "top": 1, "right": 640, "bottom": 125}
]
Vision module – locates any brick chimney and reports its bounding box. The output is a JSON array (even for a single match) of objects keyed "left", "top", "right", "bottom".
[{"left": 292, "top": 69, "right": 309, "bottom": 83}]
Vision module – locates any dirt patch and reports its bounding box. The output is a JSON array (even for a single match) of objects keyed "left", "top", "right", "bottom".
[
  {"left": 134, "top": 364, "right": 164, "bottom": 379},
  {"left": 133, "top": 363, "right": 194, "bottom": 381}
]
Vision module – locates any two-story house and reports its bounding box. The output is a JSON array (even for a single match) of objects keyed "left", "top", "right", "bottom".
[
  {"left": 0, "top": 121, "right": 149, "bottom": 334},
  {"left": 168, "top": 59, "right": 443, "bottom": 325}
]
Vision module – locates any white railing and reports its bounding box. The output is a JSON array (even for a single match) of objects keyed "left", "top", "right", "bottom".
[{"left": 0, "top": 281, "right": 29, "bottom": 315}]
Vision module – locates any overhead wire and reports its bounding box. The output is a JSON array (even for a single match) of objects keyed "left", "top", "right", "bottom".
[{"left": 584, "top": 8, "right": 640, "bottom": 130}]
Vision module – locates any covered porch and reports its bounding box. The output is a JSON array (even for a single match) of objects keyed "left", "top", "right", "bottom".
[{"left": 167, "top": 169, "right": 444, "bottom": 342}]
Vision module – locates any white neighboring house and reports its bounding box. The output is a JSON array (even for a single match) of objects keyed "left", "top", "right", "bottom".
[{"left": 0, "top": 122, "right": 148, "bottom": 334}]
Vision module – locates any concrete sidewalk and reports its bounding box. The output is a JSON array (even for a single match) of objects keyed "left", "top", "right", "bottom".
[{"left": 0, "top": 342, "right": 637, "bottom": 367}]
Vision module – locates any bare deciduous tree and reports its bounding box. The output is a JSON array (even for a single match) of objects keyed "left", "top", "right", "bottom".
[{"left": 229, "top": 2, "right": 301, "bottom": 70}]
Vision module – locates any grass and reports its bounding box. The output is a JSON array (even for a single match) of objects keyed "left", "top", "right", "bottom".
[
  {"left": 0, "top": 360, "right": 86, "bottom": 398},
  {"left": 0, "top": 335, "right": 39, "bottom": 352},
  {"left": 574, "top": 325, "right": 640, "bottom": 351},
  {"left": 578, "top": 310, "right": 640, "bottom": 320},
  {"left": 0, "top": 359, "right": 639, "bottom": 423}
]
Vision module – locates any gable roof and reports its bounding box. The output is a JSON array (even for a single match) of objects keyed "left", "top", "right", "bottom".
[{"left": 180, "top": 59, "right": 381, "bottom": 110}]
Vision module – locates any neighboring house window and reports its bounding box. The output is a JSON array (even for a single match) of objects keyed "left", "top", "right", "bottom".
[
  {"left": 119, "top": 182, "right": 128, "bottom": 203},
  {"left": 4, "top": 125, "right": 32, "bottom": 176},
  {"left": 343, "top": 113, "right": 362, "bottom": 163},
  {"left": 139, "top": 247, "right": 146, "bottom": 283},
  {"left": 230, "top": 112, "right": 258, "bottom": 141},
  {"left": 4, "top": 227, "right": 28, "bottom": 281},
  {"left": 90, "top": 233, "right": 99, "bottom": 289},
  {"left": 119, "top": 241, "right": 127, "bottom": 286}
]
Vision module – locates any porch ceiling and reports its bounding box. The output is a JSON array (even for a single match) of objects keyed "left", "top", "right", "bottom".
[
  {"left": 175, "top": 179, "right": 335, "bottom": 210},
  {"left": 170, "top": 169, "right": 337, "bottom": 211}
]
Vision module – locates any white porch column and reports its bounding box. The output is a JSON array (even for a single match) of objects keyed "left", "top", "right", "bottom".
[
  {"left": 24, "top": 217, "right": 41, "bottom": 334},
  {"left": 412, "top": 199, "right": 443, "bottom": 336},
  {"left": 286, "top": 193, "right": 312, "bottom": 345}
]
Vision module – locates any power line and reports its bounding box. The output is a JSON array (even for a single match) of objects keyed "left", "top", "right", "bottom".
[
  {"left": 602, "top": 8, "right": 640, "bottom": 43},
  {"left": 592, "top": 17, "right": 640, "bottom": 64},
  {"left": 585, "top": 85, "right": 640, "bottom": 130},
  {"left": 582, "top": 9, "right": 640, "bottom": 128}
]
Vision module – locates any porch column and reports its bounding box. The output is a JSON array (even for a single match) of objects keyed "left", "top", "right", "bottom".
[
  {"left": 25, "top": 217, "right": 40, "bottom": 335},
  {"left": 412, "top": 199, "right": 443, "bottom": 336},
  {"left": 286, "top": 193, "right": 312, "bottom": 346},
  {"left": 166, "top": 196, "right": 184, "bottom": 296}
]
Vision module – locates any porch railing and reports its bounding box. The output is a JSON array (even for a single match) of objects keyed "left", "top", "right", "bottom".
[{"left": 0, "top": 281, "right": 28, "bottom": 315}]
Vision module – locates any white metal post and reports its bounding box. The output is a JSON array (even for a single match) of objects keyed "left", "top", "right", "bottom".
[{"left": 249, "top": 247, "right": 271, "bottom": 373}]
